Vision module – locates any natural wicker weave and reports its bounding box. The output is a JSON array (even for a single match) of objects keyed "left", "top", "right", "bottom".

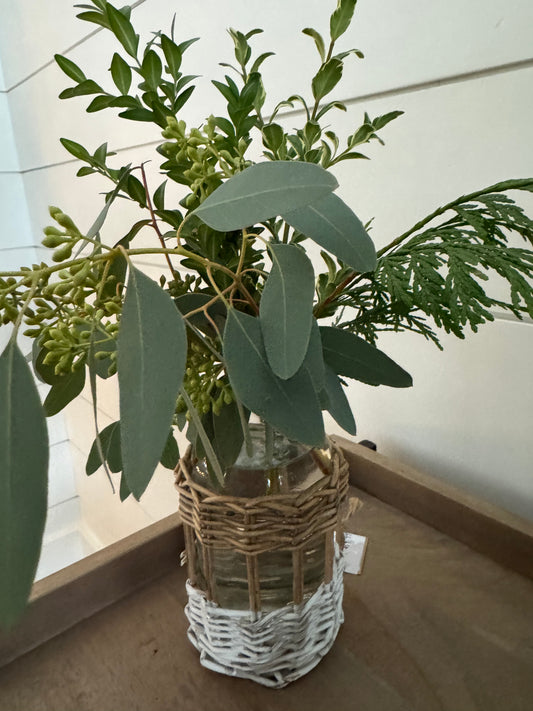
[{"left": 175, "top": 438, "right": 350, "bottom": 612}]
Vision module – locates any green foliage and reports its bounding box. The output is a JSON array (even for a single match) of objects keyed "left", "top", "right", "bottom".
[
  {"left": 0, "top": 0, "right": 532, "bottom": 626},
  {"left": 0, "top": 342, "right": 48, "bottom": 629},
  {"left": 336, "top": 180, "right": 533, "bottom": 347},
  {"left": 223, "top": 308, "right": 326, "bottom": 447},
  {"left": 260, "top": 244, "right": 315, "bottom": 379},
  {"left": 117, "top": 267, "right": 187, "bottom": 499},
  {"left": 192, "top": 161, "right": 338, "bottom": 230}
]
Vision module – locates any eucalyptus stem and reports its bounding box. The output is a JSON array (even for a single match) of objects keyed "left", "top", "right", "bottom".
[
  {"left": 236, "top": 400, "right": 253, "bottom": 458},
  {"left": 180, "top": 387, "right": 225, "bottom": 487},
  {"left": 264, "top": 420, "right": 274, "bottom": 466}
]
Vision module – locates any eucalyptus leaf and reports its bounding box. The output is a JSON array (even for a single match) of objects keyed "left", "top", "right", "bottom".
[
  {"left": 117, "top": 267, "right": 187, "bottom": 499},
  {"left": 283, "top": 192, "right": 376, "bottom": 273},
  {"left": 224, "top": 308, "right": 325, "bottom": 446},
  {"left": 160, "top": 430, "right": 180, "bottom": 469},
  {"left": 0, "top": 341, "right": 48, "bottom": 628},
  {"left": 202, "top": 400, "right": 244, "bottom": 470},
  {"left": 320, "top": 326, "right": 412, "bottom": 387},
  {"left": 119, "top": 473, "right": 131, "bottom": 501},
  {"left": 193, "top": 161, "right": 338, "bottom": 231},
  {"left": 43, "top": 367, "right": 86, "bottom": 417},
  {"left": 322, "top": 365, "right": 356, "bottom": 435},
  {"left": 260, "top": 243, "right": 315, "bottom": 379},
  {"left": 301, "top": 318, "right": 325, "bottom": 392},
  {"left": 86, "top": 421, "right": 122, "bottom": 475}
]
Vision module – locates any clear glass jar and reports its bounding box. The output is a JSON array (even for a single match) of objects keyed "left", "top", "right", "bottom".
[{"left": 190, "top": 423, "right": 332, "bottom": 611}]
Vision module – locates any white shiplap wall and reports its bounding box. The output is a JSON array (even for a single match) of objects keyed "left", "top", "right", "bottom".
[{"left": 0, "top": 0, "right": 532, "bottom": 557}]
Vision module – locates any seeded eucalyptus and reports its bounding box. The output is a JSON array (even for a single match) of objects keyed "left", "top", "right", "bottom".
[{"left": 1, "top": 0, "right": 532, "bottom": 627}]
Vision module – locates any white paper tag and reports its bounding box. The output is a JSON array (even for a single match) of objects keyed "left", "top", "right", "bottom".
[{"left": 341, "top": 532, "right": 367, "bottom": 575}]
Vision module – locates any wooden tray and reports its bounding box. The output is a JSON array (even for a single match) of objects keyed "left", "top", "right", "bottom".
[{"left": 1, "top": 439, "right": 533, "bottom": 711}]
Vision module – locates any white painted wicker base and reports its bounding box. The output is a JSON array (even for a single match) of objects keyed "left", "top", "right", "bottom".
[{"left": 184, "top": 550, "right": 344, "bottom": 688}]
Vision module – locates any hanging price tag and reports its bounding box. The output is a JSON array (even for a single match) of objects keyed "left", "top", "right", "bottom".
[{"left": 342, "top": 532, "right": 368, "bottom": 574}]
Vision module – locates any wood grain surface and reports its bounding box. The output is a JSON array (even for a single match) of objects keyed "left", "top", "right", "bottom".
[{"left": 1, "top": 487, "right": 532, "bottom": 711}]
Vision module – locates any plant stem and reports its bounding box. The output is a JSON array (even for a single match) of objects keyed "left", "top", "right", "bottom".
[
  {"left": 377, "top": 179, "right": 533, "bottom": 259},
  {"left": 180, "top": 387, "right": 224, "bottom": 487},
  {"left": 264, "top": 420, "right": 274, "bottom": 465},
  {"left": 236, "top": 400, "right": 253, "bottom": 457},
  {"left": 139, "top": 163, "right": 175, "bottom": 274}
]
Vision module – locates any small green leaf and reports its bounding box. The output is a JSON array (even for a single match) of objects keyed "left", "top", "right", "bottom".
[
  {"left": 301, "top": 319, "right": 325, "bottom": 392},
  {"left": 0, "top": 341, "right": 48, "bottom": 628},
  {"left": 250, "top": 51, "right": 275, "bottom": 75},
  {"left": 160, "top": 430, "right": 180, "bottom": 469},
  {"left": 54, "top": 54, "right": 86, "bottom": 83},
  {"left": 262, "top": 123, "right": 284, "bottom": 152},
  {"left": 141, "top": 50, "right": 162, "bottom": 90},
  {"left": 77, "top": 166, "right": 97, "bottom": 176},
  {"left": 110, "top": 53, "right": 132, "bottom": 94},
  {"left": 322, "top": 365, "right": 356, "bottom": 435},
  {"left": 161, "top": 34, "right": 182, "bottom": 79},
  {"left": 320, "top": 326, "right": 412, "bottom": 387},
  {"left": 43, "top": 368, "right": 86, "bottom": 417},
  {"left": 86, "top": 95, "right": 116, "bottom": 113},
  {"left": 283, "top": 192, "right": 376, "bottom": 273},
  {"left": 126, "top": 174, "right": 147, "bottom": 207},
  {"left": 201, "top": 401, "right": 244, "bottom": 470},
  {"left": 119, "top": 474, "right": 131, "bottom": 501},
  {"left": 153, "top": 181, "right": 166, "bottom": 211},
  {"left": 76, "top": 10, "right": 110, "bottom": 29},
  {"left": 260, "top": 244, "right": 315, "bottom": 379},
  {"left": 302, "top": 28, "right": 326, "bottom": 61},
  {"left": 193, "top": 161, "right": 338, "bottom": 231},
  {"left": 224, "top": 308, "right": 325, "bottom": 447},
  {"left": 107, "top": 4, "right": 139, "bottom": 58},
  {"left": 330, "top": 0, "right": 358, "bottom": 41},
  {"left": 117, "top": 267, "right": 187, "bottom": 499},
  {"left": 118, "top": 107, "right": 155, "bottom": 122},
  {"left": 86, "top": 421, "right": 122, "bottom": 475},
  {"left": 60, "top": 138, "right": 92, "bottom": 163},
  {"left": 59, "top": 79, "right": 104, "bottom": 99},
  {"left": 312, "top": 58, "right": 343, "bottom": 102}
]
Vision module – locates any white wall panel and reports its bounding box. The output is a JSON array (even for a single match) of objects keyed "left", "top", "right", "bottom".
[
  {"left": 0, "top": 94, "right": 20, "bottom": 170},
  {"left": 335, "top": 318, "right": 533, "bottom": 520},
  {"left": 6, "top": 0, "right": 533, "bottom": 170},
  {"left": 0, "top": 174, "right": 35, "bottom": 249},
  {"left": 0, "top": 0, "right": 106, "bottom": 88}
]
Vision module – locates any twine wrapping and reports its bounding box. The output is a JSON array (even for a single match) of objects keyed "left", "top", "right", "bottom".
[{"left": 175, "top": 439, "right": 349, "bottom": 609}]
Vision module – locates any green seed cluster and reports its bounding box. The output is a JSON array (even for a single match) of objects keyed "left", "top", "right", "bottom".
[
  {"left": 0, "top": 206, "right": 122, "bottom": 376},
  {"left": 167, "top": 271, "right": 198, "bottom": 298},
  {"left": 177, "top": 338, "right": 233, "bottom": 417},
  {"left": 160, "top": 116, "right": 251, "bottom": 210}
]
